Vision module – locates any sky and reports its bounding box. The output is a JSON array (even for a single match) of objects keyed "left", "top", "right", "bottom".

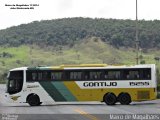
[{"left": 0, "top": 0, "right": 160, "bottom": 30}]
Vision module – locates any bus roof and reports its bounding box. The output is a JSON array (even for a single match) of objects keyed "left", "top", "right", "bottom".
[
  {"left": 10, "top": 67, "right": 28, "bottom": 71},
  {"left": 9, "top": 64, "right": 156, "bottom": 71}
]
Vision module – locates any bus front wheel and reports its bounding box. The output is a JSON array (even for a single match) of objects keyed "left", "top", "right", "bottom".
[
  {"left": 118, "top": 93, "right": 131, "bottom": 105},
  {"left": 27, "top": 94, "right": 41, "bottom": 106},
  {"left": 103, "top": 93, "right": 117, "bottom": 105}
]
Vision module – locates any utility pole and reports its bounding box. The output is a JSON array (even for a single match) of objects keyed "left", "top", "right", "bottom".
[{"left": 135, "top": 0, "right": 139, "bottom": 64}]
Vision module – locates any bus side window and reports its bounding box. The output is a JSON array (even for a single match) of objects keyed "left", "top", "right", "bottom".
[
  {"left": 122, "top": 70, "right": 129, "bottom": 80},
  {"left": 89, "top": 72, "right": 95, "bottom": 80},
  {"left": 42, "top": 71, "right": 50, "bottom": 81},
  {"left": 77, "top": 72, "right": 82, "bottom": 80},
  {"left": 32, "top": 72, "right": 37, "bottom": 81},
  {"left": 144, "top": 69, "right": 151, "bottom": 80},
  {"left": 38, "top": 72, "right": 43, "bottom": 81},
  {"left": 51, "top": 72, "right": 56, "bottom": 80},
  {"left": 84, "top": 75, "right": 88, "bottom": 80},
  {"left": 104, "top": 74, "right": 108, "bottom": 79},
  {"left": 26, "top": 71, "right": 37, "bottom": 81},
  {"left": 51, "top": 71, "right": 62, "bottom": 80},
  {"left": 69, "top": 71, "right": 82, "bottom": 80},
  {"left": 94, "top": 75, "right": 98, "bottom": 79},
  {"left": 107, "top": 70, "right": 121, "bottom": 80},
  {"left": 70, "top": 72, "right": 74, "bottom": 80},
  {"left": 56, "top": 72, "right": 62, "bottom": 80},
  {"left": 128, "top": 70, "right": 140, "bottom": 80},
  {"left": 126, "top": 74, "right": 130, "bottom": 79},
  {"left": 83, "top": 71, "right": 89, "bottom": 80},
  {"left": 146, "top": 74, "right": 151, "bottom": 79},
  {"left": 103, "top": 71, "right": 108, "bottom": 80},
  {"left": 37, "top": 71, "right": 51, "bottom": 81},
  {"left": 70, "top": 72, "right": 76, "bottom": 80},
  {"left": 108, "top": 71, "right": 114, "bottom": 80},
  {"left": 125, "top": 71, "right": 130, "bottom": 79},
  {"left": 135, "top": 73, "right": 139, "bottom": 79},
  {"left": 115, "top": 72, "right": 120, "bottom": 79}
]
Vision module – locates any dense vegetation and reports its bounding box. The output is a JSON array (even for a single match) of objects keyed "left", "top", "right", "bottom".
[{"left": 0, "top": 17, "right": 160, "bottom": 49}]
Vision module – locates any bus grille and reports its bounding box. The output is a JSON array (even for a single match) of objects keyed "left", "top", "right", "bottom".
[{"left": 137, "top": 91, "right": 150, "bottom": 100}]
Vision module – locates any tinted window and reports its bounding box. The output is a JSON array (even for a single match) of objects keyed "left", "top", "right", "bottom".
[
  {"left": 26, "top": 71, "right": 37, "bottom": 81},
  {"left": 141, "top": 68, "right": 151, "bottom": 80},
  {"left": 122, "top": 68, "right": 151, "bottom": 80},
  {"left": 51, "top": 71, "right": 62, "bottom": 80},
  {"left": 70, "top": 71, "right": 82, "bottom": 80},
  {"left": 7, "top": 71, "right": 23, "bottom": 94},
  {"left": 89, "top": 71, "right": 102, "bottom": 80},
  {"left": 26, "top": 68, "right": 151, "bottom": 81},
  {"left": 26, "top": 70, "right": 63, "bottom": 81},
  {"left": 123, "top": 69, "right": 140, "bottom": 80},
  {"left": 108, "top": 70, "right": 121, "bottom": 80}
]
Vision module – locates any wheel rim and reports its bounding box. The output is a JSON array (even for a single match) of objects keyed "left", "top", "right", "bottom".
[
  {"left": 104, "top": 93, "right": 117, "bottom": 105},
  {"left": 119, "top": 93, "right": 131, "bottom": 105},
  {"left": 122, "top": 96, "right": 127, "bottom": 102},
  {"left": 28, "top": 95, "right": 40, "bottom": 106}
]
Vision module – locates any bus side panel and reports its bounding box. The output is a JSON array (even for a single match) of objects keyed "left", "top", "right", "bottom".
[
  {"left": 25, "top": 82, "right": 55, "bottom": 103},
  {"left": 39, "top": 81, "right": 77, "bottom": 102},
  {"left": 64, "top": 81, "right": 156, "bottom": 102},
  {"left": 35, "top": 81, "right": 157, "bottom": 102}
]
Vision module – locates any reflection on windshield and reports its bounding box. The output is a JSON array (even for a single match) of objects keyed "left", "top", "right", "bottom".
[
  {"left": 9, "top": 80, "right": 14, "bottom": 88},
  {"left": 7, "top": 71, "right": 23, "bottom": 94}
]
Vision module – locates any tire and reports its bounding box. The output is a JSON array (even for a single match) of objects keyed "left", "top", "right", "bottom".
[
  {"left": 118, "top": 93, "right": 131, "bottom": 105},
  {"left": 103, "top": 93, "right": 117, "bottom": 105},
  {"left": 27, "top": 94, "right": 40, "bottom": 106}
]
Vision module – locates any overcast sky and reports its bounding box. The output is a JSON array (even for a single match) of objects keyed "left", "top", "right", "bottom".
[{"left": 0, "top": 0, "right": 160, "bottom": 30}]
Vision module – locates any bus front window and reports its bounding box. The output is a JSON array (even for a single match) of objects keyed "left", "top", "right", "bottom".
[{"left": 7, "top": 71, "right": 23, "bottom": 95}]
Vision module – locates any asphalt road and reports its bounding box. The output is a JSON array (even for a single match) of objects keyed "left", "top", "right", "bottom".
[{"left": 0, "top": 84, "right": 160, "bottom": 120}]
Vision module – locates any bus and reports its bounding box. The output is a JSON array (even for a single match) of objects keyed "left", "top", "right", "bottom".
[{"left": 5, "top": 64, "right": 157, "bottom": 106}]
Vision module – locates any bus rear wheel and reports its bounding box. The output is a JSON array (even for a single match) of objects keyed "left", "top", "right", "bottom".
[
  {"left": 118, "top": 93, "right": 131, "bottom": 105},
  {"left": 103, "top": 93, "right": 117, "bottom": 105},
  {"left": 27, "top": 94, "right": 41, "bottom": 106}
]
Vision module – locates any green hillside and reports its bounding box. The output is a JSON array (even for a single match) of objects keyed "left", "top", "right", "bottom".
[{"left": 0, "top": 18, "right": 160, "bottom": 49}]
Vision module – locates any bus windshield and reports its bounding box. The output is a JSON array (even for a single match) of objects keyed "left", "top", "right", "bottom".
[{"left": 7, "top": 71, "right": 23, "bottom": 94}]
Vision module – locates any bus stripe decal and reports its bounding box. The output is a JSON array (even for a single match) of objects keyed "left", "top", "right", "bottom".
[
  {"left": 39, "top": 82, "right": 66, "bottom": 101},
  {"left": 51, "top": 82, "right": 77, "bottom": 101}
]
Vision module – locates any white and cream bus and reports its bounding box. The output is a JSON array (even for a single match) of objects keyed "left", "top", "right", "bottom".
[{"left": 5, "top": 64, "right": 157, "bottom": 106}]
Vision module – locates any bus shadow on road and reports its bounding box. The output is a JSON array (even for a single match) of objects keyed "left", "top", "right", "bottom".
[
  {"left": 2, "top": 100, "right": 159, "bottom": 107},
  {"left": 130, "top": 102, "right": 156, "bottom": 106}
]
